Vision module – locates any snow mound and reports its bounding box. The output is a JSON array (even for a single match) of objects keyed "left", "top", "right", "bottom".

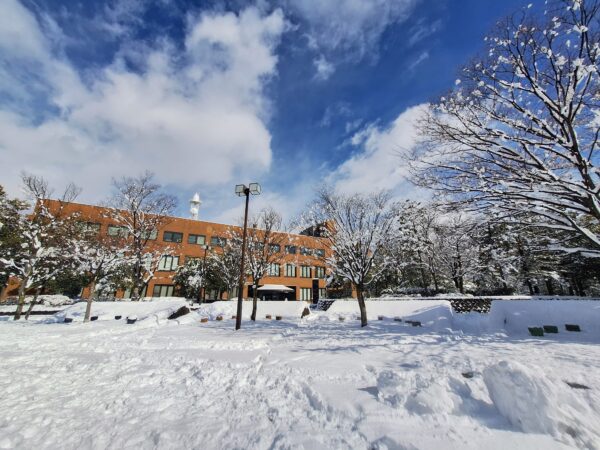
[
  {"left": 483, "top": 360, "right": 600, "bottom": 448},
  {"left": 487, "top": 300, "right": 600, "bottom": 334},
  {"left": 195, "top": 301, "right": 311, "bottom": 320},
  {"left": 376, "top": 370, "right": 462, "bottom": 415},
  {"left": 327, "top": 300, "right": 454, "bottom": 330},
  {"left": 53, "top": 300, "right": 189, "bottom": 324}
]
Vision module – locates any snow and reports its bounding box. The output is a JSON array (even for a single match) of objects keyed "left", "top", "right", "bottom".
[
  {"left": 327, "top": 299, "right": 454, "bottom": 330},
  {"left": 195, "top": 300, "right": 311, "bottom": 320},
  {"left": 0, "top": 300, "right": 599, "bottom": 449},
  {"left": 483, "top": 361, "right": 600, "bottom": 448},
  {"left": 481, "top": 300, "right": 600, "bottom": 335},
  {"left": 51, "top": 299, "right": 189, "bottom": 324}
]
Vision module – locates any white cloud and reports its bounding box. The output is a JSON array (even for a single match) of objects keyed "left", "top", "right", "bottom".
[
  {"left": 0, "top": 1, "right": 286, "bottom": 204},
  {"left": 407, "top": 50, "right": 429, "bottom": 72},
  {"left": 287, "top": 0, "right": 418, "bottom": 77},
  {"left": 408, "top": 18, "right": 442, "bottom": 47},
  {"left": 313, "top": 54, "right": 335, "bottom": 80},
  {"left": 328, "top": 104, "right": 428, "bottom": 197}
]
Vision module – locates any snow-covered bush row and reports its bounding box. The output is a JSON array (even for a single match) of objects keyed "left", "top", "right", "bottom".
[{"left": 20, "top": 295, "right": 76, "bottom": 307}]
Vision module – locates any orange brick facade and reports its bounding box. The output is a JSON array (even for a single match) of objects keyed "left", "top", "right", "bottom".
[{"left": 1, "top": 200, "right": 330, "bottom": 301}]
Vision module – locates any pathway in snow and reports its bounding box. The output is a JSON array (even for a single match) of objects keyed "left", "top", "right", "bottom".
[{"left": 0, "top": 315, "right": 598, "bottom": 449}]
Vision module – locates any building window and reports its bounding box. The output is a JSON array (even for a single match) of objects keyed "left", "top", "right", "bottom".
[
  {"left": 163, "top": 231, "right": 183, "bottom": 243},
  {"left": 188, "top": 234, "right": 206, "bottom": 245},
  {"left": 315, "top": 266, "right": 326, "bottom": 279},
  {"left": 143, "top": 254, "right": 152, "bottom": 271},
  {"left": 285, "top": 245, "right": 297, "bottom": 255},
  {"left": 211, "top": 236, "right": 227, "bottom": 247},
  {"left": 269, "top": 243, "right": 281, "bottom": 253},
  {"left": 285, "top": 264, "right": 296, "bottom": 277},
  {"left": 79, "top": 221, "right": 101, "bottom": 234},
  {"left": 300, "top": 247, "right": 312, "bottom": 256},
  {"left": 267, "top": 263, "right": 280, "bottom": 277},
  {"left": 300, "top": 266, "right": 311, "bottom": 278},
  {"left": 300, "top": 288, "right": 312, "bottom": 301},
  {"left": 141, "top": 229, "right": 157, "bottom": 240},
  {"left": 315, "top": 249, "right": 325, "bottom": 258},
  {"left": 319, "top": 288, "right": 327, "bottom": 299},
  {"left": 152, "top": 284, "right": 174, "bottom": 297},
  {"left": 107, "top": 225, "right": 128, "bottom": 237},
  {"left": 158, "top": 255, "right": 179, "bottom": 271},
  {"left": 185, "top": 256, "right": 201, "bottom": 264}
]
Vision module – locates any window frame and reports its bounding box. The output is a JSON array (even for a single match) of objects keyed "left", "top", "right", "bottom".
[
  {"left": 107, "top": 224, "right": 128, "bottom": 237},
  {"left": 157, "top": 255, "right": 180, "bottom": 271},
  {"left": 300, "top": 247, "right": 313, "bottom": 256},
  {"left": 267, "top": 263, "right": 280, "bottom": 277},
  {"left": 163, "top": 231, "right": 183, "bottom": 243},
  {"left": 315, "top": 266, "right": 326, "bottom": 279},
  {"left": 210, "top": 236, "right": 227, "bottom": 247},
  {"left": 152, "top": 284, "right": 175, "bottom": 298},
  {"left": 188, "top": 234, "right": 206, "bottom": 245},
  {"left": 285, "top": 245, "right": 297, "bottom": 255},
  {"left": 300, "top": 265, "right": 312, "bottom": 278},
  {"left": 300, "top": 287, "right": 312, "bottom": 301},
  {"left": 285, "top": 263, "right": 296, "bottom": 277}
]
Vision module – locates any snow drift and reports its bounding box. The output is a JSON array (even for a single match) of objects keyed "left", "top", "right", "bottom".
[
  {"left": 195, "top": 301, "right": 311, "bottom": 320},
  {"left": 483, "top": 360, "right": 600, "bottom": 448},
  {"left": 53, "top": 299, "right": 189, "bottom": 324},
  {"left": 486, "top": 300, "right": 600, "bottom": 335}
]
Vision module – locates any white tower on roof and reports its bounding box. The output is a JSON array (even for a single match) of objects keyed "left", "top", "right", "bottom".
[{"left": 189, "top": 192, "right": 202, "bottom": 220}]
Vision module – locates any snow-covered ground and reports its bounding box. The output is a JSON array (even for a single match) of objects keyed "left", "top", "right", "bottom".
[{"left": 0, "top": 300, "right": 598, "bottom": 449}]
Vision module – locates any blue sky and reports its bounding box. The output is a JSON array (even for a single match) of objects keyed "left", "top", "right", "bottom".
[{"left": 0, "top": 0, "right": 526, "bottom": 223}]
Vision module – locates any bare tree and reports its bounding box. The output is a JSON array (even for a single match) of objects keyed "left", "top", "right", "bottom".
[
  {"left": 241, "top": 208, "right": 287, "bottom": 321},
  {"left": 412, "top": 0, "right": 600, "bottom": 256},
  {"left": 77, "top": 230, "right": 132, "bottom": 322},
  {"left": 0, "top": 174, "right": 81, "bottom": 320},
  {"left": 208, "top": 236, "right": 243, "bottom": 301},
  {"left": 433, "top": 214, "right": 480, "bottom": 294},
  {"left": 109, "top": 171, "right": 177, "bottom": 299},
  {"left": 304, "top": 189, "right": 397, "bottom": 327}
]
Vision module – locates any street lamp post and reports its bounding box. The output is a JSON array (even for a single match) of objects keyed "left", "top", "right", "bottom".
[{"left": 234, "top": 183, "right": 261, "bottom": 330}]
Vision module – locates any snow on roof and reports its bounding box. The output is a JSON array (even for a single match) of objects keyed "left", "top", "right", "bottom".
[{"left": 256, "top": 284, "right": 295, "bottom": 291}]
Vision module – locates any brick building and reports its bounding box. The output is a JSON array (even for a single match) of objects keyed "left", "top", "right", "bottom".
[{"left": 1, "top": 199, "right": 330, "bottom": 302}]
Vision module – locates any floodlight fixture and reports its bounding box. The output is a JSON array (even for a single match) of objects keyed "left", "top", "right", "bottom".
[
  {"left": 249, "top": 183, "right": 261, "bottom": 195},
  {"left": 235, "top": 184, "right": 247, "bottom": 197}
]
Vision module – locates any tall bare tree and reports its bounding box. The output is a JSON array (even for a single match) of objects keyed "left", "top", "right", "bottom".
[
  {"left": 412, "top": 0, "right": 600, "bottom": 256},
  {"left": 109, "top": 171, "right": 177, "bottom": 299},
  {"left": 242, "top": 208, "right": 287, "bottom": 321},
  {"left": 303, "top": 189, "right": 397, "bottom": 327}
]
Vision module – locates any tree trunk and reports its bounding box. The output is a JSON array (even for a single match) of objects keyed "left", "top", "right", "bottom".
[
  {"left": 526, "top": 279, "right": 535, "bottom": 295},
  {"left": 84, "top": 282, "right": 96, "bottom": 322},
  {"left": 545, "top": 278, "right": 554, "bottom": 296},
  {"left": 430, "top": 269, "right": 439, "bottom": 293},
  {"left": 14, "top": 282, "right": 27, "bottom": 321},
  {"left": 356, "top": 284, "right": 367, "bottom": 327},
  {"left": 251, "top": 280, "right": 259, "bottom": 321},
  {"left": 24, "top": 287, "right": 42, "bottom": 320}
]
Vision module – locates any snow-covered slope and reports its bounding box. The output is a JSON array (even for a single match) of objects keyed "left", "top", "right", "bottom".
[
  {"left": 195, "top": 300, "right": 311, "bottom": 320},
  {"left": 53, "top": 299, "right": 189, "bottom": 323}
]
